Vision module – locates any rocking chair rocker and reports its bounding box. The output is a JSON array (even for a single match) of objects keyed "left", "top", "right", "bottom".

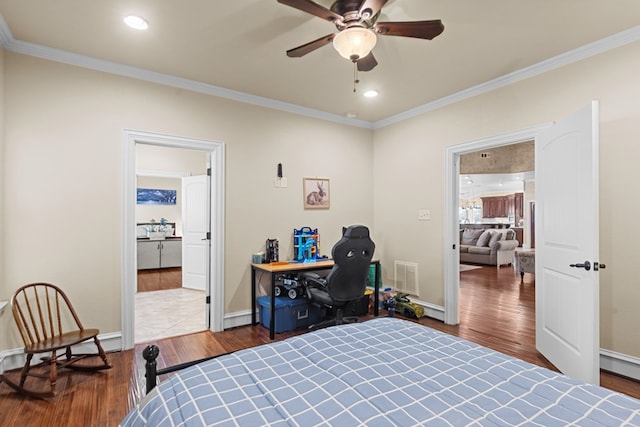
[{"left": 1, "top": 283, "right": 111, "bottom": 398}]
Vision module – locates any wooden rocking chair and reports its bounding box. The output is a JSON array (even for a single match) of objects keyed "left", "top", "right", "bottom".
[{"left": 1, "top": 282, "right": 111, "bottom": 398}]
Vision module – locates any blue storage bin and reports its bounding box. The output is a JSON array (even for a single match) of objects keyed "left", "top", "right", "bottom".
[{"left": 258, "top": 296, "right": 323, "bottom": 333}]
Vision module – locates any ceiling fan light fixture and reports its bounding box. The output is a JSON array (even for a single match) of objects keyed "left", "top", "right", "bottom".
[{"left": 332, "top": 27, "right": 377, "bottom": 61}]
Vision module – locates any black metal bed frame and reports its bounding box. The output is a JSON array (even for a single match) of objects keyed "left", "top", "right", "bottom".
[{"left": 142, "top": 345, "right": 231, "bottom": 394}]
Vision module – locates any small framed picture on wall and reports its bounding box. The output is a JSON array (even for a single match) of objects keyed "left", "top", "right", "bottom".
[{"left": 303, "top": 178, "right": 330, "bottom": 209}]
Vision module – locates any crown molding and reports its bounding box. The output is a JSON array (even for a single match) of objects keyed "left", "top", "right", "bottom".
[
  {"left": 374, "top": 26, "right": 640, "bottom": 129},
  {"left": 0, "top": 14, "right": 372, "bottom": 130},
  {"left": 0, "top": 11, "right": 637, "bottom": 130},
  {"left": 0, "top": 11, "right": 12, "bottom": 47}
]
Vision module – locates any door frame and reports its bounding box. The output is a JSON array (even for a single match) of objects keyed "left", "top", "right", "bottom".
[
  {"left": 443, "top": 123, "right": 551, "bottom": 325},
  {"left": 122, "top": 130, "right": 225, "bottom": 350}
]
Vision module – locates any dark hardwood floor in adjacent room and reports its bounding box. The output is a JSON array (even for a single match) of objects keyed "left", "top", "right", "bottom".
[
  {"left": 1, "top": 265, "right": 638, "bottom": 426},
  {"left": 136, "top": 267, "right": 182, "bottom": 292}
]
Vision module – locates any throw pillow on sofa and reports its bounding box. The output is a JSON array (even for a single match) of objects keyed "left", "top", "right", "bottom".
[
  {"left": 461, "top": 229, "right": 484, "bottom": 245},
  {"left": 488, "top": 231, "right": 503, "bottom": 246},
  {"left": 476, "top": 230, "right": 493, "bottom": 247}
]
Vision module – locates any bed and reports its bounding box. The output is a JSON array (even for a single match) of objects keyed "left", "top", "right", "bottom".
[{"left": 120, "top": 317, "right": 640, "bottom": 426}]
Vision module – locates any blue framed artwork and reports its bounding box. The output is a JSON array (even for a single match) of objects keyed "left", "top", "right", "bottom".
[{"left": 137, "top": 188, "right": 177, "bottom": 205}]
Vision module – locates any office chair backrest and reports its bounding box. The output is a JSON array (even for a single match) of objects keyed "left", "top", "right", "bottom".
[{"left": 325, "top": 225, "right": 375, "bottom": 302}]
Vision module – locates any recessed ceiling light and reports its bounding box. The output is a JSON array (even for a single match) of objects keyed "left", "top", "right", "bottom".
[
  {"left": 124, "top": 15, "right": 148, "bottom": 30},
  {"left": 363, "top": 90, "right": 378, "bottom": 98}
]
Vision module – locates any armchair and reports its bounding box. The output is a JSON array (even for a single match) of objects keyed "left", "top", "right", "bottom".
[{"left": 301, "top": 225, "right": 375, "bottom": 329}]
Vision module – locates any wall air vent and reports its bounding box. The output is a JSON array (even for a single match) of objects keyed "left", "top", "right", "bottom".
[{"left": 394, "top": 261, "right": 419, "bottom": 296}]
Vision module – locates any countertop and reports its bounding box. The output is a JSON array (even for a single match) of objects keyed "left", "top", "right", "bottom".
[{"left": 137, "top": 236, "right": 182, "bottom": 240}]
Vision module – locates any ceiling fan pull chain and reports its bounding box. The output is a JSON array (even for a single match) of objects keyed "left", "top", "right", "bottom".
[{"left": 353, "top": 61, "right": 360, "bottom": 93}]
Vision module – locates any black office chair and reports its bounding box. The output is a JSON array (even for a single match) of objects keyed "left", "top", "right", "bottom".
[{"left": 301, "top": 225, "right": 375, "bottom": 329}]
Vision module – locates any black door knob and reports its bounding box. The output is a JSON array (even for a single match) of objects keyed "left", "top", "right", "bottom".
[{"left": 569, "top": 261, "right": 591, "bottom": 271}]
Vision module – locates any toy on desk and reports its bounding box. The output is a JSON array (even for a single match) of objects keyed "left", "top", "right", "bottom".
[
  {"left": 265, "top": 238, "right": 279, "bottom": 263},
  {"left": 293, "top": 227, "right": 320, "bottom": 263}
]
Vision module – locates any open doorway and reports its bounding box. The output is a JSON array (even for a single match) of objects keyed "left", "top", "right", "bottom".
[
  {"left": 134, "top": 146, "right": 208, "bottom": 344},
  {"left": 443, "top": 124, "right": 549, "bottom": 326},
  {"left": 122, "top": 130, "right": 225, "bottom": 351},
  {"left": 446, "top": 104, "right": 601, "bottom": 383},
  {"left": 456, "top": 144, "right": 535, "bottom": 330}
]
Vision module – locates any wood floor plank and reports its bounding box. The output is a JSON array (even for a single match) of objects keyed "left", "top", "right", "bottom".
[
  {"left": 136, "top": 267, "right": 182, "bottom": 292},
  {"left": 1, "top": 265, "right": 638, "bottom": 426}
]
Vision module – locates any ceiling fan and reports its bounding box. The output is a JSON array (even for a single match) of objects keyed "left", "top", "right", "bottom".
[{"left": 277, "top": 0, "right": 444, "bottom": 72}]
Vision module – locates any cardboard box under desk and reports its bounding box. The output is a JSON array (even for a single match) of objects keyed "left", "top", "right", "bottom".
[{"left": 257, "top": 296, "right": 324, "bottom": 333}]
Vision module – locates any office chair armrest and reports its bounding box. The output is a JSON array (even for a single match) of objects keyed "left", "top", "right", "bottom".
[{"left": 300, "top": 272, "right": 327, "bottom": 289}]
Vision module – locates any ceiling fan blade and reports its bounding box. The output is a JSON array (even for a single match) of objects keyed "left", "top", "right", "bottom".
[
  {"left": 375, "top": 20, "right": 445, "bottom": 40},
  {"left": 357, "top": 52, "right": 378, "bottom": 72},
  {"left": 286, "top": 33, "right": 336, "bottom": 57},
  {"left": 358, "top": 0, "right": 389, "bottom": 20},
  {"left": 277, "top": 0, "right": 344, "bottom": 24}
]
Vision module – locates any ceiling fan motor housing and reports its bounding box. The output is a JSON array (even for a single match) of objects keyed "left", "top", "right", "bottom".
[
  {"left": 331, "top": 0, "right": 379, "bottom": 29},
  {"left": 279, "top": 0, "right": 444, "bottom": 72}
]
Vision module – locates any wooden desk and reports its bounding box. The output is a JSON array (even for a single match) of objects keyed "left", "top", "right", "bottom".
[{"left": 251, "top": 259, "right": 381, "bottom": 339}]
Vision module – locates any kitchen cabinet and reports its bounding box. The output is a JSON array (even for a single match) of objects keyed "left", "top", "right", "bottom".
[
  {"left": 481, "top": 193, "right": 523, "bottom": 219},
  {"left": 514, "top": 192, "right": 524, "bottom": 223},
  {"left": 481, "top": 196, "right": 508, "bottom": 218},
  {"left": 137, "top": 238, "right": 182, "bottom": 270}
]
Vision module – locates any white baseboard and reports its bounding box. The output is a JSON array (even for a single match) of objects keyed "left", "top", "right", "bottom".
[
  {"left": 600, "top": 348, "right": 640, "bottom": 381},
  {"left": 223, "top": 310, "right": 254, "bottom": 329},
  {"left": 411, "top": 299, "right": 445, "bottom": 322},
  {"left": 0, "top": 332, "right": 123, "bottom": 373}
]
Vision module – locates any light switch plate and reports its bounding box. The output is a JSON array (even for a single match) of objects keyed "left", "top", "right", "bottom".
[
  {"left": 274, "top": 177, "right": 288, "bottom": 188},
  {"left": 418, "top": 209, "right": 431, "bottom": 221}
]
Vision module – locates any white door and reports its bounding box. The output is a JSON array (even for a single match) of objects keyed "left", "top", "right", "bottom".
[
  {"left": 536, "top": 101, "right": 600, "bottom": 385},
  {"left": 182, "top": 175, "right": 209, "bottom": 292}
]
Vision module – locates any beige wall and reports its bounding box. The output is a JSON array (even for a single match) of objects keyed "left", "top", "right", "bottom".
[
  {"left": 0, "top": 48, "right": 6, "bottom": 350},
  {"left": 136, "top": 176, "right": 183, "bottom": 234},
  {"left": 135, "top": 145, "right": 208, "bottom": 236},
  {"left": 2, "top": 40, "right": 639, "bottom": 360},
  {"left": 374, "top": 40, "right": 640, "bottom": 357},
  {"left": 1, "top": 52, "right": 373, "bottom": 350}
]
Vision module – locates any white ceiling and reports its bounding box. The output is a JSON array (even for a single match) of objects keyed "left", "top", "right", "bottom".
[
  {"left": 0, "top": 1, "right": 639, "bottom": 126},
  {"left": 460, "top": 172, "right": 534, "bottom": 201}
]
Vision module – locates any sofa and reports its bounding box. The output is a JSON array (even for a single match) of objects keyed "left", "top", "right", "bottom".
[{"left": 459, "top": 228, "right": 519, "bottom": 267}]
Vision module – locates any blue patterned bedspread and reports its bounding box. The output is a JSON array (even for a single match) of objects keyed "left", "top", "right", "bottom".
[{"left": 120, "top": 317, "right": 640, "bottom": 426}]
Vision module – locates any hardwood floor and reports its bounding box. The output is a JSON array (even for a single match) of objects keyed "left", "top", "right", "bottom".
[
  {"left": 1, "top": 265, "right": 638, "bottom": 426},
  {"left": 136, "top": 267, "right": 182, "bottom": 292}
]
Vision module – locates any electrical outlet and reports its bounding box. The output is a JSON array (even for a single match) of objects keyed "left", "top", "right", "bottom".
[{"left": 418, "top": 209, "right": 431, "bottom": 221}]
